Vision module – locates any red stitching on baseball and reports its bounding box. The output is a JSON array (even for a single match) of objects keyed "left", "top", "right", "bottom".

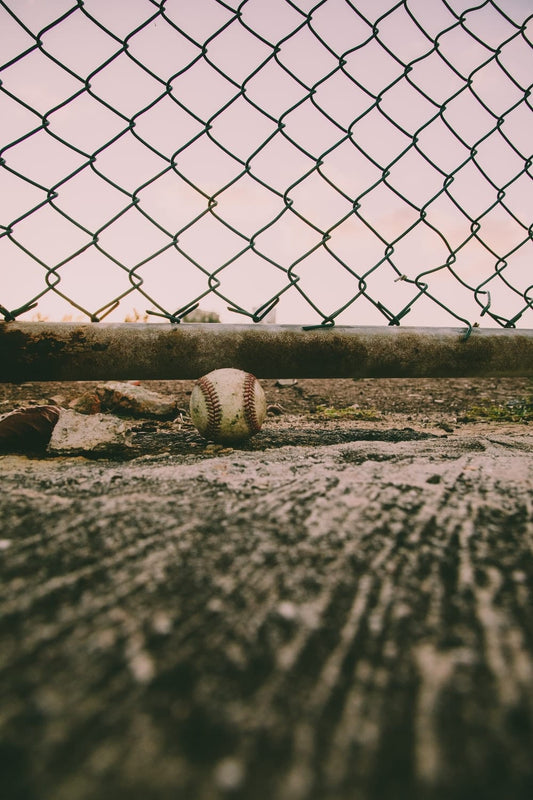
[
  {"left": 196, "top": 375, "right": 222, "bottom": 440},
  {"left": 243, "top": 372, "right": 261, "bottom": 434}
]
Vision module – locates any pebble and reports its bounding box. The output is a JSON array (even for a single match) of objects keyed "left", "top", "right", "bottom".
[
  {"left": 214, "top": 758, "right": 245, "bottom": 792},
  {"left": 275, "top": 379, "right": 298, "bottom": 388}
]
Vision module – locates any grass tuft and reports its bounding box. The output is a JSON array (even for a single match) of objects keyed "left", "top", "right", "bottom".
[{"left": 462, "top": 397, "right": 533, "bottom": 423}]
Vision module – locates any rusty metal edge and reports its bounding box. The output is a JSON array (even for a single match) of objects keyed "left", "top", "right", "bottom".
[{"left": 1, "top": 322, "right": 533, "bottom": 381}]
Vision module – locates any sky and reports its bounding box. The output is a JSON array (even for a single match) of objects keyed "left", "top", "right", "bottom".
[{"left": 0, "top": 0, "right": 532, "bottom": 328}]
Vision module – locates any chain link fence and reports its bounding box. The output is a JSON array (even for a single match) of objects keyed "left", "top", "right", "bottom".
[{"left": 1, "top": 0, "right": 532, "bottom": 333}]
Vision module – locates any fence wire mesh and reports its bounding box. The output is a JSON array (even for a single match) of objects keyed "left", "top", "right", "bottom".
[{"left": 0, "top": 0, "right": 532, "bottom": 332}]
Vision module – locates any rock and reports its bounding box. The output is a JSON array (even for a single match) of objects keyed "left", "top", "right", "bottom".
[
  {"left": 96, "top": 382, "right": 178, "bottom": 419},
  {"left": 0, "top": 405, "right": 60, "bottom": 453},
  {"left": 267, "top": 403, "right": 284, "bottom": 415},
  {"left": 73, "top": 382, "right": 178, "bottom": 419},
  {"left": 275, "top": 379, "right": 298, "bottom": 388},
  {"left": 69, "top": 391, "right": 102, "bottom": 415},
  {"left": 48, "top": 409, "right": 133, "bottom": 457}
]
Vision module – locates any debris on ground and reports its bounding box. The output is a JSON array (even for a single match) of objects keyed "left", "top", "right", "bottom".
[
  {"left": 0, "top": 405, "right": 60, "bottom": 453},
  {"left": 48, "top": 408, "right": 133, "bottom": 457},
  {"left": 69, "top": 381, "right": 179, "bottom": 419}
]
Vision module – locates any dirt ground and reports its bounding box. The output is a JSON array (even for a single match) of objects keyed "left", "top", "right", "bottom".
[
  {"left": 2, "top": 375, "right": 531, "bottom": 416},
  {"left": 1, "top": 377, "right": 532, "bottom": 800},
  {"left": 1, "top": 376, "right": 531, "bottom": 456}
]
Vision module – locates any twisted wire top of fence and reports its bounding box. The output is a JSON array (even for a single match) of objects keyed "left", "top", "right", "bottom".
[{"left": 0, "top": 0, "right": 532, "bottom": 332}]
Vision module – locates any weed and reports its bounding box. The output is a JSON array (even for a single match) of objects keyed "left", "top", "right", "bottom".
[{"left": 461, "top": 397, "right": 533, "bottom": 423}]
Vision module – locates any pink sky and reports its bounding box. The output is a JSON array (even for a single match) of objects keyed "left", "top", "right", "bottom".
[{"left": 1, "top": 0, "right": 532, "bottom": 328}]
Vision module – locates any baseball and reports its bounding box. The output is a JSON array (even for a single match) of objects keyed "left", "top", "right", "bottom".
[{"left": 189, "top": 368, "right": 267, "bottom": 444}]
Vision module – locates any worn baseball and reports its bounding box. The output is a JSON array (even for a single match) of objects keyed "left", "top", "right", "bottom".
[{"left": 189, "top": 368, "right": 267, "bottom": 444}]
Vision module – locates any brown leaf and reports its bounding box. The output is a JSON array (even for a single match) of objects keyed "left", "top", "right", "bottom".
[{"left": 0, "top": 405, "right": 61, "bottom": 453}]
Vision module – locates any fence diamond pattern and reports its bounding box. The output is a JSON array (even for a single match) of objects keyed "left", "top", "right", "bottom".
[{"left": 0, "top": 0, "right": 532, "bottom": 332}]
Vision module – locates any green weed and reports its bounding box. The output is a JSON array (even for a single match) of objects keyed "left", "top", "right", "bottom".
[{"left": 462, "top": 398, "right": 533, "bottom": 423}]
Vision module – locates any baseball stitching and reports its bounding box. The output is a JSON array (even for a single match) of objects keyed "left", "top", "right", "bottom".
[
  {"left": 243, "top": 372, "right": 262, "bottom": 434},
  {"left": 196, "top": 375, "right": 223, "bottom": 440}
]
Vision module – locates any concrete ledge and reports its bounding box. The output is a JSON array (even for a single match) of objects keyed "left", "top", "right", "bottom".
[{"left": 1, "top": 322, "right": 533, "bottom": 380}]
